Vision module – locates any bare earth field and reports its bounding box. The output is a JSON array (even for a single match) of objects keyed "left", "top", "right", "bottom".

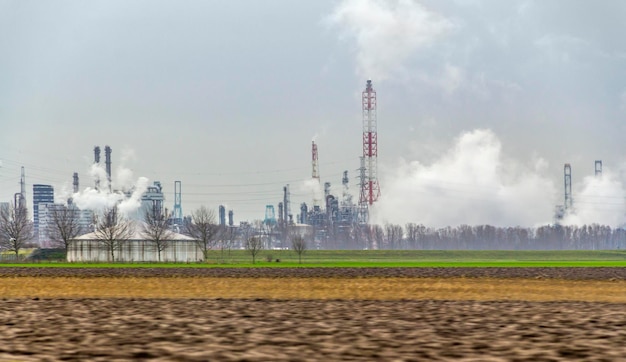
[{"left": 0, "top": 267, "right": 625, "bottom": 361}]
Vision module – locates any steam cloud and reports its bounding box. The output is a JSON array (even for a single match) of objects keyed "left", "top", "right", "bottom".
[
  {"left": 562, "top": 169, "right": 626, "bottom": 227},
  {"left": 372, "top": 129, "right": 626, "bottom": 228},
  {"left": 70, "top": 162, "right": 150, "bottom": 218},
  {"left": 328, "top": 0, "right": 454, "bottom": 81},
  {"left": 372, "top": 129, "right": 557, "bottom": 227},
  {"left": 299, "top": 179, "right": 324, "bottom": 208}
]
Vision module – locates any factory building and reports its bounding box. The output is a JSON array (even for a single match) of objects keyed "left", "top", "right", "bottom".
[
  {"left": 33, "top": 184, "right": 54, "bottom": 239},
  {"left": 141, "top": 181, "right": 164, "bottom": 214}
]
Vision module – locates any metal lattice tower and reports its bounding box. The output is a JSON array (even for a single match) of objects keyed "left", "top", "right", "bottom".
[
  {"left": 173, "top": 180, "right": 182, "bottom": 220},
  {"left": 595, "top": 160, "right": 602, "bottom": 177},
  {"left": 312, "top": 141, "right": 320, "bottom": 206},
  {"left": 342, "top": 170, "right": 352, "bottom": 205},
  {"left": 359, "top": 79, "right": 380, "bottom": 206},
  {"left": 564, "top": 163, "right": 573, "bottom": 212},
  {"left": 357, "top": 156, "right": 369, "bottom": 223},
  {"left": 19, "top": 166, "right": 26, "bottom": 209}
]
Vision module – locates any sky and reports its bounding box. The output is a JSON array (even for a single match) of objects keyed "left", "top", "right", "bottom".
[{"left": 1, "top": 0, "right": 625, "bottom": 228}]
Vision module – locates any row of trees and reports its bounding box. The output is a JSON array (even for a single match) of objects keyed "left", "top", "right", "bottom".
[
  {"left": 2, "top": 200, "right": 623, "bottom": 262},
  {"left": 365, "top": 223, "right": 626, "bottom": 250}
]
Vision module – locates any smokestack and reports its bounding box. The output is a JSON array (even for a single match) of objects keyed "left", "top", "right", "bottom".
[
  {"left": 104, "top": 145, "right": 112, "bottom": 191},
  {"left": 94, "top": 146, "right": 101, "bottom": 164},
  {"left": 219, "top": 205, "right": 226, "bottom": 226},
  {"left": 283, "top": 185, "right": 291, "bottom": 225},
  {"left": 564, "top": 163, "right": 572, "bottom": 212},
  {"left": 73, "top": 172, "right": 79, "bottom": 193},
  {"left": 94, "top": 146, "right": 101, "bottom": 190}
]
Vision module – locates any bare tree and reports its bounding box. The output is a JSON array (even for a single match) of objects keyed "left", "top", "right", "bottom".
[
  {"left": 0, "top": 202, "right": 34, "bottom": 259},
  {"left": 222, "top": 226, "right": 236, "bottom": 260},
  {"left": 245, "top": 236, "right": 264, "bottom": 264},
  {"left": 185, "top": 206, "right": 221, "bottom": 261},
  {"left": 384, "top": 223, "right": 404, "bottom": 250},
  {"left": 141, "top": 204, "right": 173, "bottom": 262},
  {"left": 48, "top": 205, "right": 84, "bottom": 254},
  {"left": 291, "top": 234, "right": 307, "bottom": 264},
  {"left": 93, "top": 206, "right": 133, "bottom": 262},
  {"left": 372, "top": 224, "right": 385, "bottom": 250}
]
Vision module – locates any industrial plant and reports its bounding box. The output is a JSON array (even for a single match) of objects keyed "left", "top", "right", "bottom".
[{"left": 1, "top": 80, "right": 625, "bottom": 254}]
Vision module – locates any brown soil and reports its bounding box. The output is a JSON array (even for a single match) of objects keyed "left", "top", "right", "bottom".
[
  {"left": 1, "top": 266, "right": 625, "bottom": 279},
  {"left": 0, "top": 299, "right": 625, "bottom": 361},
  {"left": 1, "top": 277, "right": 626, "bottom": 302},
  {"left": 1, "top": 267, "right": 625, "bottom": 361}
]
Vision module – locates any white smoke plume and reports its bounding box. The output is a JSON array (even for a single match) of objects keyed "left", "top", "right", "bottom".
[
  {"left": 371, "top": 129, "right": 558, "bottom": 227},
  {"left": 562, "top": 169, "right": 626, "bottom": 228},
  {"left": 299, "top": 179, "right": 324, "bottom": 208},
  {"left": 327, "top": 0, "right": 454, "bottom": 81},
  {"left": 71, "top": 160, "right": 150, "bottom": 218}
]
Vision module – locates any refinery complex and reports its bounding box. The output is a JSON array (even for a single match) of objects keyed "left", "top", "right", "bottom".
[
  {"left": 1, "top": 80, "right": 622, "bottom": 250},
  {"left": 1, "top": 80, "right": 382, "bottom": 250}
]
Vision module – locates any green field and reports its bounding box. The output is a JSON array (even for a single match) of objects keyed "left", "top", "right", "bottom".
[{"left": 2, "top": 249, "right": 626, "bottom": 268}]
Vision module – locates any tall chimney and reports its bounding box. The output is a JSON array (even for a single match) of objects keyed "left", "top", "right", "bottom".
[
  {"left": 73, "top": 172, "right": 79, "bottom": 193},
  {"left": 94, "top": 146, "right": 101, "bottom": 164},
  {"left": 94, "top": 146, "right": 101, "bottom": 190},
  {"left": 104, "top": 145, "right": 112, "bottom": 191}
]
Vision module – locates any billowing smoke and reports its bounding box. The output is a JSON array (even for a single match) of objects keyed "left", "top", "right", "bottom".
[
  {"left": 299, "top": 179, "right": 324, "bottom": 207},
  {"left": 71, "top": 161, "right": 150, "bottom": 217},
  {"left": 562, "top": 169, "right": 626, "bottom": 227},
  {"left": 327, "top": 0, "right": 454, "bottom": 81},
  {"left": 371, "top": 129, "right": 558, "bottom": 227}
]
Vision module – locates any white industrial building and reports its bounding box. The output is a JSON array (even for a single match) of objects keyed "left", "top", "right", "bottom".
[{"left": 67, "top": 226, "right": 201, "bottom": 262}]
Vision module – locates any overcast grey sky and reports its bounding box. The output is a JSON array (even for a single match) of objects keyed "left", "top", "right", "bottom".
[{"left": 1, "top": 0, "right": 625, "bottom": 227}]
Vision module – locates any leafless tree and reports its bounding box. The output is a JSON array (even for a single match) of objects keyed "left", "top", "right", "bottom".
[
  {"left": 225, "top": 226, "right": 237, "bottom": 257},
  {"left": 185, "top": 206, "right": 221, "bottom": 261},
  {"left": 141, "top": 204, "right": 173, "bottom": 262},
  {"left": 384, "top": 223, "right": 404, "bottom": 250},
  {"left": 291, "top": 234, "right": 307, "bottom": 264},
  {"left": 48, "top": 205, "right": 84, "bottom": 253},
  {"left": 0, "top": 201, "right": 34, "bottom": 259},
  {"left": 372, "top": 224, "right": 385, "bottom": 250},
  {"left": 245, "top": 236, "right": 264, "bottom": 264},
  {"left": 93, "top": 206, "right": 133, "bottom": 262}
]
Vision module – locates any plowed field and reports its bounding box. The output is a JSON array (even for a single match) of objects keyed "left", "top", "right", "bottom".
[{"left": 0, "top": 267, "right": 625, "bottom": 361}]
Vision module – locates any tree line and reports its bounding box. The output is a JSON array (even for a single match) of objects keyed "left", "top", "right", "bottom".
[
  {"left": 1, "top": 200, "right": 624, "bottom": 262},
  {"left": 359, "top": 223, "right": 626, "bottom": 250}
]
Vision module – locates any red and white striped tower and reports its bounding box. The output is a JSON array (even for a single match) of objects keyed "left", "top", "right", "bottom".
[{"left": 359, "top": 79, "right": 380, "bottom": 206}]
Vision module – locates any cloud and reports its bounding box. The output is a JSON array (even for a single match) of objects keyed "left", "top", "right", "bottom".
[
  {"left": 328, "top": 0, "right": 454, "bottom": 81},
  {"left": 371, "top": 129, "right": 558, "bottom": 227},
  {"left": 562, "top": 169, "right": 626, "bottom": 228}
]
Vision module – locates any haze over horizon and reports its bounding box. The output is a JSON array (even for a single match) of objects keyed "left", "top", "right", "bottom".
[{"left": 1, "top": 0, "right": 625, "bottom": 228}]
